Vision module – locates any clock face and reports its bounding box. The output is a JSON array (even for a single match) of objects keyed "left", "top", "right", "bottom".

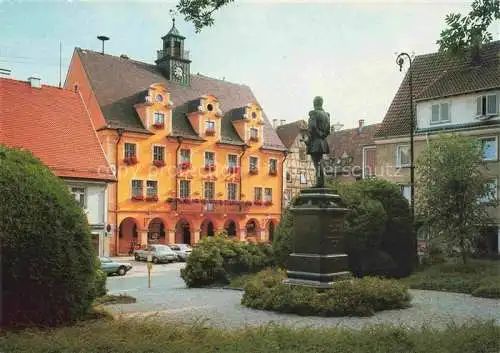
[{"left": 173, "top": 65, "right": 183, "bottom": 79}]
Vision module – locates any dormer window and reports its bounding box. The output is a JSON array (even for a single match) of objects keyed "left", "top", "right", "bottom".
[
  {"left": 251, "top": 112, "right": 257, "bottom": 119},
  {"left": 153, "top": 112, "right": 165, "bottom": 128},
  {"left": 155, "top": 94, "right": 163, "bottom": 102},
  {"left": 205, "top": 120, "right": 216, "bottom": 136},
  {"left": 477, "top": 94, "right": 498, "bottom": 117},
  {"left": 431, "top": 103, "right": 450, "bottom": 124},
  {"left": 249, "top": 128, "right": 259, "bottom": 142}
]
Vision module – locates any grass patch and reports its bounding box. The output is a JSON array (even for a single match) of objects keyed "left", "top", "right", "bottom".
[
  {"left": 403, "top": 260, "right": 500, "bottom": 298},
  {"left": 94, "top": 294, "right": 137, "bottom": 306},
  {"left": 241, "top": 269, "right": 411, "bottom": 317},
  {"left": 0, "top": 318, "right": 498, "bottom": 353}
]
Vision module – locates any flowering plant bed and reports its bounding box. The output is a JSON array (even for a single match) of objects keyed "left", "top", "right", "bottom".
[
  {"left": 124, "top": 156, "right": 138, "bottom": 165},
  {"left": 153, "top": 160, "right": 165, "bottom": 167},
  {"left": 132, "top": 195, "right": 144, "bottom": 201}
]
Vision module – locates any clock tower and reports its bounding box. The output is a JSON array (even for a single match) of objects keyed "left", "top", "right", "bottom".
[{"left": 156, "top": 19, "right": 191, "bottom": 86}]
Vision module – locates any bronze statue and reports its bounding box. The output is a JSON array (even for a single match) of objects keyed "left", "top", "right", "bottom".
[{"left": 306, "top": 96, "right": 330, "bottom": 188}]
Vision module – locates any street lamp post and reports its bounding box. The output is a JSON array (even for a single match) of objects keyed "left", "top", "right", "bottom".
[{"left": 396, "top": 52, "right": 415, "bottom": 225}]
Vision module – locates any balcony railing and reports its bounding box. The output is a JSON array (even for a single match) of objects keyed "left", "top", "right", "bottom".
[
  {"left": 157, "top": 49, "right": 190, "bottom": 60},
  {"left": 165, "top": 199, "right": 252, "bottom": 214}
]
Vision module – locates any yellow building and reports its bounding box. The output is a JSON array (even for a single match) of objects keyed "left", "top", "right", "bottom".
[{"left": 66, "top": 21, "right": 286, "bottom": 255}]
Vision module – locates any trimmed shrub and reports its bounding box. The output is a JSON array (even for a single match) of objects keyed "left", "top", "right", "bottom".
[
  {"left": 180, "top": 234, "right": 275, "bottom": 287},
  {"left": 241, "top": 269, "right": 411, "bottom": 317},
  {"left": 271, "top": 207, "right": 294, "bottom": 267},
  {"left": 403, "top": 259, "right": 500, "bottom": 298},
  {"left": 93, "top": 268, "right": 108, "bottom": 299},
  {"left": 0, "top": 146, "right": 98, "bottom": 327},
  {"left": 274, "top": 179, "right": 416, "bottom": 277}
]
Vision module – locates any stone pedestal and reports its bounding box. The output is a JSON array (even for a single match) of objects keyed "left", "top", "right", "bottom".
[{"left": 284, "top": 188, "right": 350, "bottom": 288}]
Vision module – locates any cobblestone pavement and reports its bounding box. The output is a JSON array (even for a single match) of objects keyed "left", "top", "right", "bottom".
[{"left": 106, "top": 261, "right": 500, "bottom": 330}]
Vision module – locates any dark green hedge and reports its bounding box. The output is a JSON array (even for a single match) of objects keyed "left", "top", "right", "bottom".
[
  {"left": 0, "top": 146, "right": 98, "bottom": 327},
  {"left": 273, "top": 178, "right": 416, "bottom": 278},
  {"left": 241, "top": 269, "right": 411, "bottom": 317},
  {"left": 180, "top": 235, "right": 275, "bottom": 287}
]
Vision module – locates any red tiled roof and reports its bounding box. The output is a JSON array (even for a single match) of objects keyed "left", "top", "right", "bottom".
[
  {"left": 76, "top": 48, "right": 286, "bottom": 151},
  {"left": 0, "top": 78, "right": 115, "bottom": 181},
  {"left": 275, "top": 120, "right": 307, "bottom": 149},
  {"left": 375, "top": 40, "right": 500, "bottom": 138},
  {"left": 328, "top": 123, "right": 380, "bottom": 166}
]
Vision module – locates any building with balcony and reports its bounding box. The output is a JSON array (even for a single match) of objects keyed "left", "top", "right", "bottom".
[
  {"left": 65, "top": 20, "right": 286, "bottom": 255},
  {"left": 374, "top": 40, "right": 500, "bottom": 255},
  {"left": 0, "top": 77, "right": 115, "bottom": 256}
]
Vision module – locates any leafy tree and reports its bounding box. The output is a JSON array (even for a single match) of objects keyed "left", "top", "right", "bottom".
[
  {"left": 176, "top": 0, "right": 234, "bottom": 32},
  {"left": 0, "top": 146, "right": 98, "bottom": 327},
  {"left": 437, "top": 0, "right": 500, "bottom": 56},
  {"left": 415, "top": 134, "right": 493, "bottom": 264}
]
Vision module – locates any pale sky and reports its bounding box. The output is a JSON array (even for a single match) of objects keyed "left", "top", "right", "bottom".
[{"left": 1, "top": 0, "right": 498, "bottom": 129}]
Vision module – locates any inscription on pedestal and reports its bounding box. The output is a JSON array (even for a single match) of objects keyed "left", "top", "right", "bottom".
[{"left": 327, "top": 218, "right": 344, "bottom": 252}]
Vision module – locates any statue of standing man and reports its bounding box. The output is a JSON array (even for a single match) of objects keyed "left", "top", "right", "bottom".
[{"left": 307, "top": 96, "right": 330, "bottom": 188}]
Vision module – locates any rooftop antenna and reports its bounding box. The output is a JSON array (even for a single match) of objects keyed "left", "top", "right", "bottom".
[
  {"left": 58, "top": 41, "right": 62, "bottom": 88},
  {"left": 0, "top": 68, "right": 11, "bottom": 76},
  {"left": 97, "top": 35, "right": 110, "bottom": 55}
]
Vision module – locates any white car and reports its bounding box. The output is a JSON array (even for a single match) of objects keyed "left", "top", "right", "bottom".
[{"left": 169, "top": 244, "right": 192, "bottom": 262}]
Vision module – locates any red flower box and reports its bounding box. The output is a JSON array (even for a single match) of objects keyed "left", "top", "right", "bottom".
[
  {"left": 179, "top": 162, "right": 191, "bottom": 170},
  {"left": 244, "top": 201, "right": 253, "bottom": 207},
  {"left": 146, "top": 195, "right": 159, "bottom": 202},
  {"left": 153, "top": 160, "right": 165, "bottom": 167},
  {"left": 182, "top": 198, "right": 191, "bottom": 204},
  {"left": 264, "top": 200, "right": 273, "bottom": 206},
  {"left": 124, "top": 156, "right": 138, "bottom": 165},
  {"left": 268, "top": 170, "right": 277, "bottom": 176},
  {"left": 153, "top": 123, "right": 164, "bottom": 129},
  {"left": 249, "top": 168, "right": 259, "bottom": 175},
  {"left": 254, "top": 200, "right": 263, "bottom": 205},
  {"left": 132, "top": 195, "right": 144, "bottom": 201},
  {"left": 204, "top": 164, "right": 216, "bottom": 172},
  {"left": 205, "top": 129, "right": 216, "bottom": 136},
  {"left": 228, "top": 166, "right": 240, "bottom": 174}
]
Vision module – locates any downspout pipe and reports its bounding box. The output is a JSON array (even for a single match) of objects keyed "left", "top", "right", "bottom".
[
  {"left": 280, "top": 150, "right": 289, "bottom": 216},
  {"left": 239, "top": 145, "right": 248, "bottom": 212},
  {"left": 175, "top": 136, "right": 184, "bottom": 211},
  {"left": 115, "top": 128, "right": 124, "bottom": 256}
]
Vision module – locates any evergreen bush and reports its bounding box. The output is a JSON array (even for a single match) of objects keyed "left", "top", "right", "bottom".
[
  {"left": 0, "top": 146, "right": 98, "bottom": 327},
  {"left": 180, "top": 233, "right": 275, "bottom": 287},
  {"left": 241, "top": 269, "right": 411, "bottom": 316}
]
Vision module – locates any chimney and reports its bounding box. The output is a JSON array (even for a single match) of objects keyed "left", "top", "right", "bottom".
[
  {"left": 28, "top": 76, "right": 41, "bottom": 89},
  {"left": 280, "top": 119, "right": 286, "bottom": 126},
  {"left": 272, "top": 119, "right": 278, "bottom": 128},
  {"left": 358, "top": 119, "right": 365, "bottom": 133},
  {"left": 470, "top": 33, "right": 482, "bottom": 66},
  {"left": 120, "top": 54, "right": 129, "bottom": 59}
]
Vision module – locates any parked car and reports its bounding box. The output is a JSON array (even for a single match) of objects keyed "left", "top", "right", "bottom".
[
  {"left": 134, "top": 245, "right": 177, "bottom": 264},
  {"left": 99, "top": 256, "right": 133, "bottom": 276},
  {"left": 169, "top": 243, "right": 192, "bottom": 262}
]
